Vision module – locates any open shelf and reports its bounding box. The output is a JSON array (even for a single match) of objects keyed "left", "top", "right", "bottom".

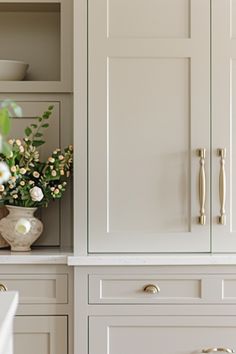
[{"left": 0, "top": 1, "right": 72, "bottom": 93}]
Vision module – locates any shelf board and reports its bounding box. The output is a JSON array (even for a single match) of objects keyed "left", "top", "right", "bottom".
[
  {"left": 0, "top": 81, "right": 72, "bottom": 93},
  {"left": 0, "top": 3, "right": 60, "bottom": 12}
]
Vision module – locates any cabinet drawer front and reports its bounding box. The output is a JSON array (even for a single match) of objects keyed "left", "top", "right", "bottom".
[
  {"left": 14, "top": 316, "right": 67, "bottom": 354},
  {"left": 89, "top": 316, "right": 236, "bottom": 354},
  {"left": 89, "top": 274, "right": 203, "bottom": 303},
  {"left": 0, "top": 274, "right": 68, "bottom": 304}
]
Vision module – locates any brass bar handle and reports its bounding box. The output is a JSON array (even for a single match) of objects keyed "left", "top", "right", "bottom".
[
  {"left": 218, "top": 148, "right": 226, "bottom": 225},
  {"left": 202, "top": 348, "right": 235, "bottom": 353},
  {"left": 197, "top": 149, "right": 206, "bottom": 225},
  {"left": 0, "top": 283, "right": 7, "bottom": 291},
  {"left": 143, "top": 284, "right": 160, "bottom": 294}
]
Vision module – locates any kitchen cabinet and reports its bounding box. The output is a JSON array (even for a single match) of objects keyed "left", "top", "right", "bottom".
[
  {"left": 73, "top": 1, "right": 236, "bottom": 354},
  {"left": 0, "top": 264, "right": 73, "bottom": 354},
  {"left": 85, "top": 0, "right": 236, "bottom": 253},
  {"left": 212, "top": 0, "right": 236, "bottom": 251},
  {"left": 74, "top": 263, "right": 236, "bottom": 354},
  {"left": 0, "top": 0, "right": 73, "bottom": 93},
  {"left": 14, "top": 316, "right": 67, "bottom": 354},
  {"left": 88, "top": 0, "right": 211, "bottom": 253},
  {"left": 89, "top": 316, "right": 236, "bottom": 354}
]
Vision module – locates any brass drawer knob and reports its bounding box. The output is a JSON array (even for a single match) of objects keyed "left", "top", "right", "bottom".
[
  {"left": 143, "top": 284, "right": 160, "bottom": 294},
  {"left": 0, "top": 283, "right": 7, "bottom": 292}
]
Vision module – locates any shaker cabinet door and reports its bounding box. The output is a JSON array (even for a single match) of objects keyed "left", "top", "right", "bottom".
[
  {"left": 212, "top": 0, "right": 236, "bottom": 252},
  {"left": 88, "top": 0, "right": 211, "bottom": 252},
  {"left": 14, "top": 316, "right": 67, "bottom": 354},
  {"left": 89, "top": 316, "right": 236, "bottom": 354}
]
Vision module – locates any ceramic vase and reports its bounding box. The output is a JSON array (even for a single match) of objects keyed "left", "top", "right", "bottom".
[
  {"left": 0, "top": 205, "right": 43, "bottom": 251},
  {"left": 0, "top": 206, "right": 9, "bottom": 248}
]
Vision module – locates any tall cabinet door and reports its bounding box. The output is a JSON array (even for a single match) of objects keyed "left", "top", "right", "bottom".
[
  {"left": 88, "top": 0, "right": 210, "bottom": 252},
  {"left": 212, "top": 0, "right": 236, "bottom": 252}
]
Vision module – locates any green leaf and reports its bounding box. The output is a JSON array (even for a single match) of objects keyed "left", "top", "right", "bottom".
[
  {"left": 35, "top": 132, "right": 43, "bottom": 137},
  {"left": 0, "top": 108, "right": 11, "bottom": 135},
  {"left": 31, "top": 124, "right": 37, "bottom": 129},
  {"left": 43, "top": 112, "right": 50, "bottom": 119},
  {"left": 2, "top": 141, "right": 12, "bottom": 156},
  {"left": 42, "top": 123, "right": 49, "bottom": 128},
  {"left": 25, "top": 127, "right": 32, "bottom": 137},
  {"left": 32, "top": 140, "right": 45, "bottom": 147},
  {"left": 48, "top": 105, "right": 54, "bottom": 111}
]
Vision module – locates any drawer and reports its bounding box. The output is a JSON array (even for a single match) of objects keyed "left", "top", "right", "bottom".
[
  {"left": 14, "top": 316, "right": 67, "bottom": 354},
  {"left": 0, "top": 274, "right": 68, "bottom": 304},
  {"left": 89, "top": 316, "right": 236, "bottom": 354},
  {"left": 89, "top": 274, "right": 203, "bottom": 304}
]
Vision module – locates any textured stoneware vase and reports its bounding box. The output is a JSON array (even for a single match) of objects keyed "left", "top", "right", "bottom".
[
  {"left": 0, "top": 206, "right": 9, "bottom": 248},
  {"left": 0, "top": 206, "right": 43, "bottom": 251}
]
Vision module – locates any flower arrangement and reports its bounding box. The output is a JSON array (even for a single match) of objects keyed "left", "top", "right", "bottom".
[{"left": 0, "top": 105, "right": 73, "bottom": 208}]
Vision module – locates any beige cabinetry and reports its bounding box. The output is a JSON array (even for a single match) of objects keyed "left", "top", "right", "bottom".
[
  {"left": 74, "top": 0, "right": 236, "bottom": 353},
  {"left": 89, "top": 316, "right": 236, "bottom": 354},
  {"left": 0, "top": 264, "right": 73, "bottom": 354},
  {"left": 75, "top": 265, "right": 236, "bottom": 354},
  {"left": 15, "top": 316, "right": 67, "bottom": 354},
  {"left": 212, "top": 0, "right": 236, "bottom": 251},
  {"left": 88, "top": 0, "right": 210, "bottom": 253},
  {"left": 0, "top": 94, "right": 73, "bottom": 248},
  {"left": 0, "top": 0, "right": 73, "bottom": 93},
  {"left": 78, "top": 0, "right": 236, "bottom": 254}
]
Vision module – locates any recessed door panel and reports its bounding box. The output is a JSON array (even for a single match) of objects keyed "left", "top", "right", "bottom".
[
  {"left": 90, "top": 316, "right": 236, "bottom": 354},
  {"left": 107, "top": 0, "right": 190, "bottom": 38}
]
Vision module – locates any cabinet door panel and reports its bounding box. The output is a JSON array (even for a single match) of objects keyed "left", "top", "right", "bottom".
[
  {"left": 14, "top": 316, "right": 67, "bottom": 354},
  {"left": 88, "top": 0, "right": 210, "bottom": 252},
  {"left": 212, "top": 0, "right": 236, "bottom": 251},
  {"left": 89, "top": 316, "right": 236, "bottom": 354}
]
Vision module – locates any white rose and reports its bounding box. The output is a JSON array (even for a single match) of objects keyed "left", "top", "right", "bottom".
[
  {"left": 30, "top": 186, "right": 44, "bottom": 202},
  {"left": 0, "top": 162, "right": 11, "bottom": 184},
  {"left": 15, "top": 218, "right": 31, "bottom": 235}
]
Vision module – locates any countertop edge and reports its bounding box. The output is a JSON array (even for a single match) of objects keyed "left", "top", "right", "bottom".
[
  {"left": 68, "top": 255, "right": 236, "bottom": 266},
  {"left": 0, "top": 251, "right": 73, "bottom": 264}
]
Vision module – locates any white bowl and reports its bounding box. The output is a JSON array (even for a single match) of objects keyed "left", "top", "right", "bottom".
[{"left": 0, "top": 60, "right": 29, "bottom": 81}]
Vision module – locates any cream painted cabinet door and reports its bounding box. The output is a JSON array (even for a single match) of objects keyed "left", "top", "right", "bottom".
[
  {"left": 14, "top": 316, "right": 67, "bottom": 354},
  {"left": 89, "top": 316, "right": 236, "bottom": 354},
  {"left": 212, "top": 0, "right": 236, "bottom": 252},
  {"left": 88, "top": 0, "right": 210, "bottom": 252}
]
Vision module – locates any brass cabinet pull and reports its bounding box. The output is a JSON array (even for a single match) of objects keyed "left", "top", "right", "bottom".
[
  {"left": 143, "top": 284, "right": 160, "bottom": 294},
  {"left": 0, "top": 283, "right": 7, "bottom": 291},
  {"left": 197, "top": 149, "right": 206, "bottom": 225},
  {"left": 218, "top": 148, "right": 226, "bottom": 225},
  {"left": 202, "top": 348, "right": 235, "bottom": 353}
]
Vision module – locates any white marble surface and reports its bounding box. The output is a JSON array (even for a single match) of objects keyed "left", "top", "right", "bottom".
[
  {"left": 68, "top": 254, "right": 236, "bottom": 266},
  {"left": 0, "top": 292, "right": 18, "bottom": 354},
  {"left": 0, "top": 248, "right": 73, "bottom": 264}
]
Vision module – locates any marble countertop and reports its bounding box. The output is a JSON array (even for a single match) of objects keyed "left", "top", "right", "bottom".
[
  {"left": 2, "top": 250, "right": 236, "bottom": 266},
  {"left": 68, "top": 254, "right": 236, "bottom": 266},
  {"left": 0, "top": 248, "right": 73, "bottom": 264},
  {"left": 0, "top": 292, "right": 18, "bottom": 354}
]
